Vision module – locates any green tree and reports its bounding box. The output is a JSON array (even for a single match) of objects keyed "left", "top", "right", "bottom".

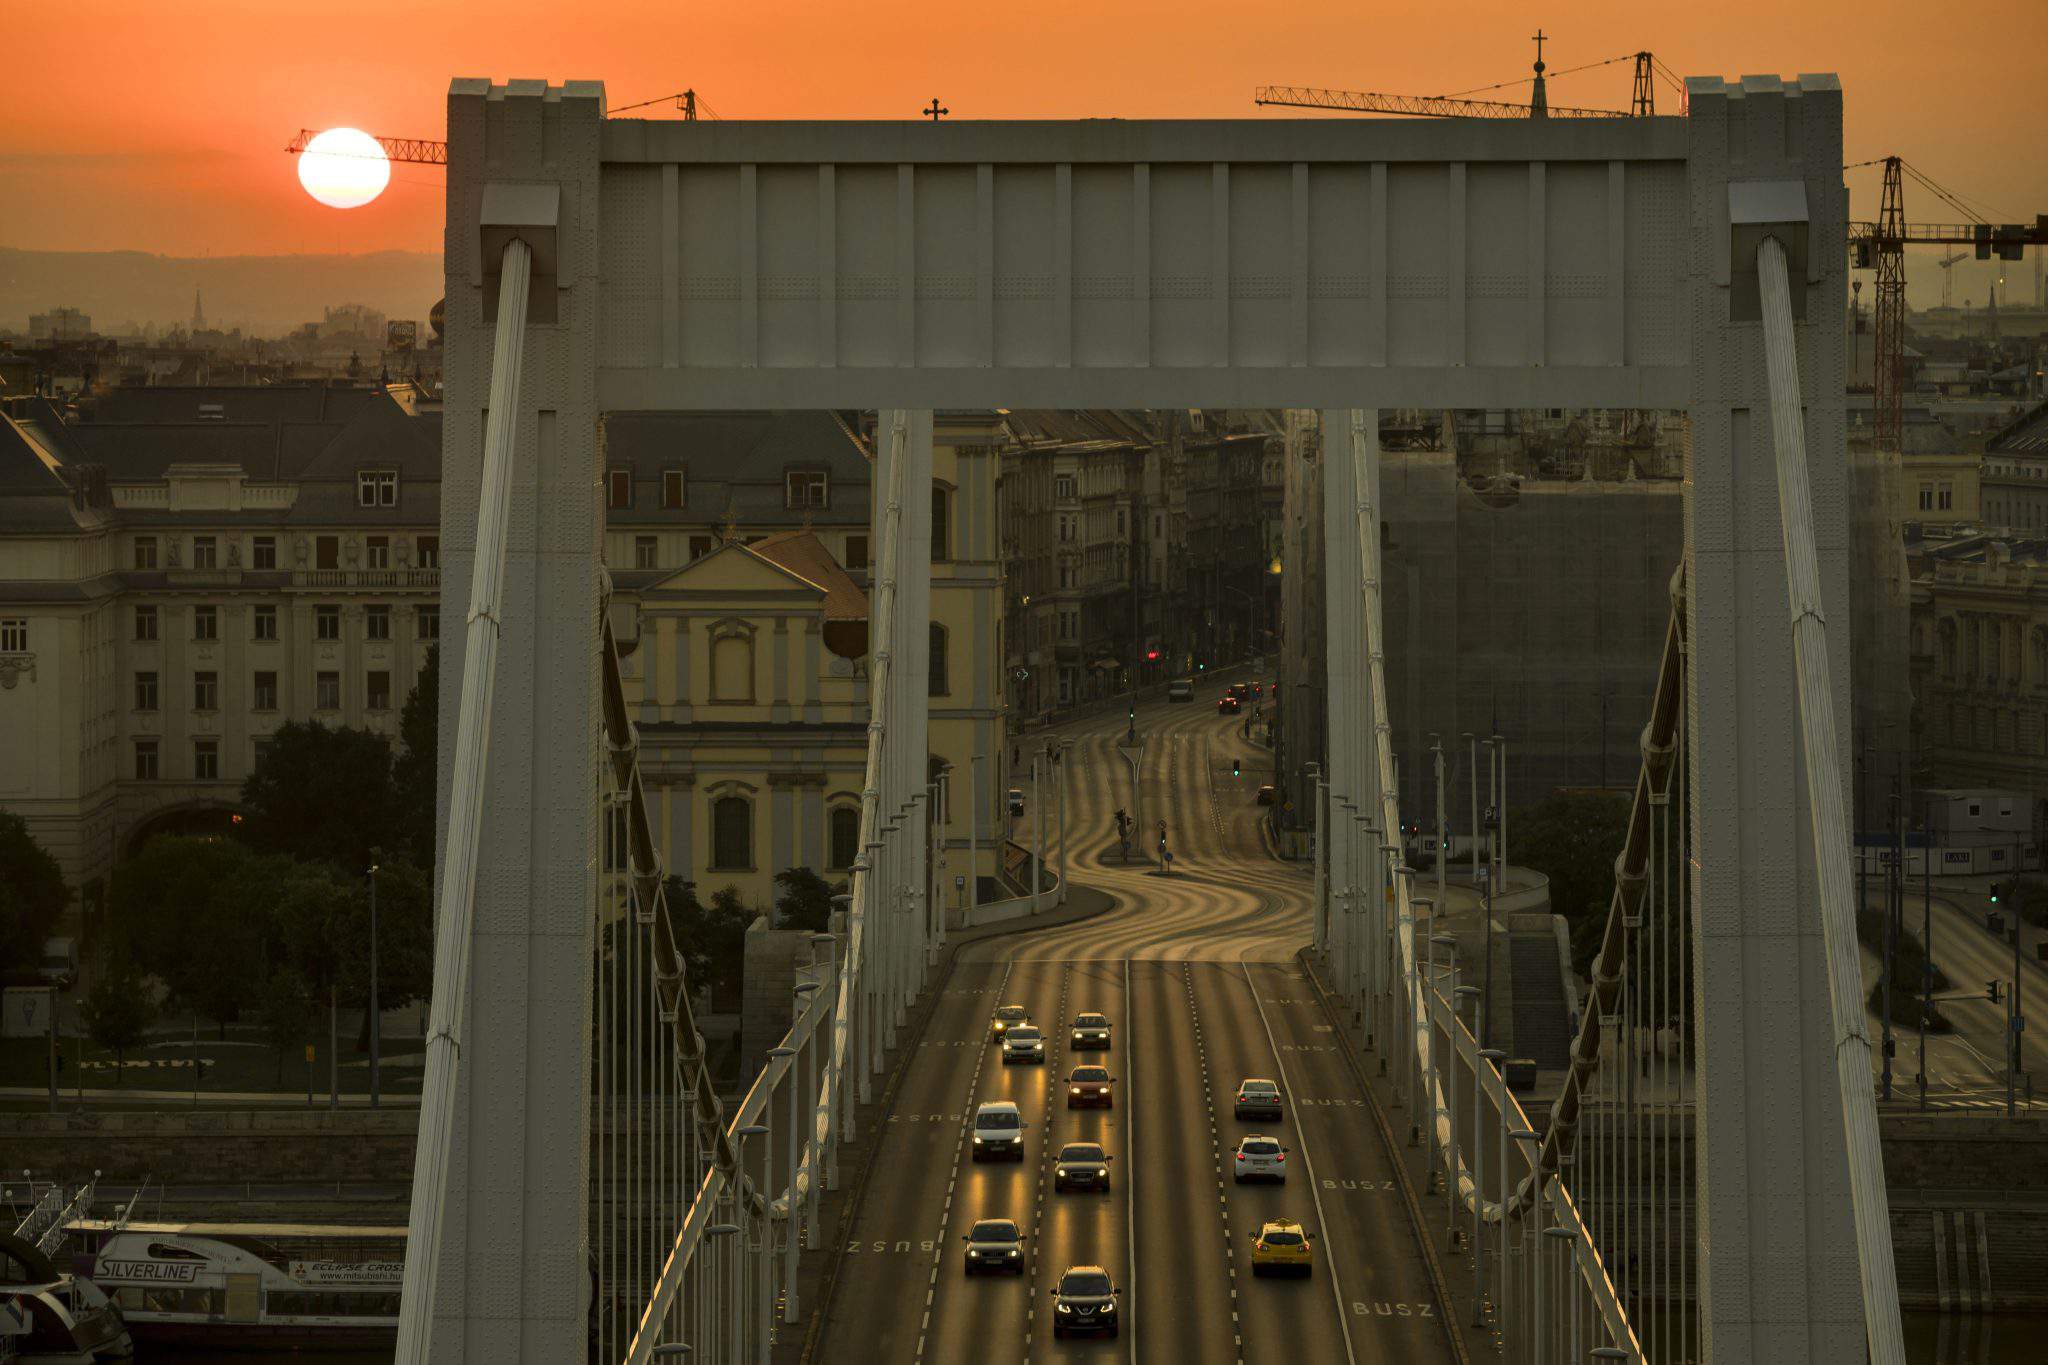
[
  {"left": 774, "top": 867, "right": 838, "bottom": 932},
  {"left": 334, "top": 858, "right": 436, "bottom": 1051},
  {"left": 239, "top": 721, "right": 397, "bottom": 872},
  {"left": 256, "top": 966, "right": 313, "bottom": 1085},
  {"left": 108, "top": 836, "right": 270, "bottom": 1034},
  {"left": 393, "top": 645, "right": 439, "bottom": 866},
  {"left": 79, "top": 948, "right": 154, "bottom": 1081},
  {"left": 666, "top": 883, "right": 759, "bottom": 1010},
  {"left": 1509, "top": 791, "right": 1632, "bottom": 978},
  {"left": 0, "top": 811, "right": 70, "bottom": 974}
]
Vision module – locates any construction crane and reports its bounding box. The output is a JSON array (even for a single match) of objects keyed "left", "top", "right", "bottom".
[
  {"left": 1257, "top": 39, "right": 1683, "bottom": 121},
  {"left": 1847, "top": 154, "right": 2048, "bottom": 450},
  {"left": 284, "top": 90, "right": 711, "bottom": 167},
  {"left": 1936, "top": 251, "right": 1968, "bottom": 308}
]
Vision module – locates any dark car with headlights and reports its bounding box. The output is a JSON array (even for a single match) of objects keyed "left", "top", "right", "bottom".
[
  {"left": 1050, "top": 1265, "right": 1120, "bottom": 1338},
  {"left": 1069, "top": 1012, "right": 1113, "bottom": 1049},
  {"left": 1053, "top": 1142, "right": 1114, "bottom": 1193},
  {"left": 961, "top": 1217, "right": 1026, "bottom": 1275}
]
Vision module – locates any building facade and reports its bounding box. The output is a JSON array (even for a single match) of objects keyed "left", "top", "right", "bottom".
[
  {"left": 0, "top": 385, "right": 441, "bottom": 907},
  {"left": 1909, "top": 532, "right": 2048, "bottom": 799}
]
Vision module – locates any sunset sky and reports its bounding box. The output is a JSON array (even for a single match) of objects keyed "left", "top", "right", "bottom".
[{"left": 3, "top": 0, "right": 2043, "bottom": 261}]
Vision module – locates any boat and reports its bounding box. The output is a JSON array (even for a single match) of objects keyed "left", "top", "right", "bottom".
[
  {"left": 68, "top": 1220, "right": 402, "bottom": 1352},
  {"left": 1, "top": 1181, "right": 132, "bottom": 1363}
]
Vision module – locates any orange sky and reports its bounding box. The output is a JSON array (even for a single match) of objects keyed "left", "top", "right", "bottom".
[{"left": 2, "top": 0, "right": 2043, "bottom": 259}]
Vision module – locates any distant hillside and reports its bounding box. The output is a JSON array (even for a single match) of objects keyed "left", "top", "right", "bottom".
[{"left": 0, "top": 247, "right": 443, "bottom": 338}]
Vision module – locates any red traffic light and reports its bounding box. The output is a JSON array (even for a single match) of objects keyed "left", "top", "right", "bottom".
[{"left": 1146, "top": 649, "right": 1159, "bottom": 661}]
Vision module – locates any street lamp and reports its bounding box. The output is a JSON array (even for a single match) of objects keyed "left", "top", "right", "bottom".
[{"left": 367, "top": 854, "right": 381, "bottom": 1110}]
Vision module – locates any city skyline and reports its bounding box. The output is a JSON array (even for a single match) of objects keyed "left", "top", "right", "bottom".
[{"left": 3, "top": 1, "right": 2043, "bottom": 259}]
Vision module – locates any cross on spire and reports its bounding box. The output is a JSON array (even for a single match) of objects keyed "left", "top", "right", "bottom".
[
  {"left": 923, "top": 98, "right": 948, "bottom": 121},
  {"left": 1532, "top": 28, "right": 1547, "bottom": 74}
]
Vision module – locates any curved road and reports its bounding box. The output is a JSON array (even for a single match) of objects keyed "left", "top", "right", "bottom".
[{"left": 819, "top": 680, "right": 1456, "bottom": 1363}]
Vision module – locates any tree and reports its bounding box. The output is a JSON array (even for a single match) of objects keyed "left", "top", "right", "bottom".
[
  {"left": 239, "top": 721, "right": 397, "bottom": 872},
  {"left": 774, "top": 867, "right": 838, "bottom": 932},
  {"left": 108, "top": 836, "right": 270, "bottom": 1034},
  {"left": 79, "top": 949, "right": 154, "bottom": 1081},
  {"left": 1508, "top": 791, "right": 1633, "bottom": 978},
  {"left": 393, "top": 645, "right": 440, "bottom": 866},
  {"left": 0, "top": 811, "right": 69, "bottom": 974},
  {"left": 667, "top": 883, "right": 759, "bottom": 1010},
  {"left": 256, "top": 966, "right": 313, "bottom": 1085},
  {"left": 334, "top": 858, "right": 436, "bottom": 1050}
]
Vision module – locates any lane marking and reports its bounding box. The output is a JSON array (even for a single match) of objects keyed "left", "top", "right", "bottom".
[
  {"left": 1123, "top": 955, "right": 1139, "bottom": 1364},
  {"left": 1239, "top": 953, "right": 1360, "bottom": 1365}
]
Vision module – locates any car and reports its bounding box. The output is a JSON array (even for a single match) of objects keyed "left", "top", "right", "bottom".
[
  {"left": 1166, "top": 679, "right": 1194, "bottom": 703},
  {"left": 1001, "top": 1025, "right": 1047, "bottom": 1065},
  {"left": 1234, "top": 1078, "right": 1284, "bottom": 1121},
  {"left": 1052, "top": 1142, "right": 1113, "bottom": 1192},
  {"left": 989, "top": 1003, "right": 1031, "bottom": 1042},
  {"left": 1065, "top": 1065, "right": 1114, "bottom": 1108},
  {"left": 1248, "top": 679, "right": 1264, "bottom": 698},
  {"left": 1227, "top": 682, "right": 1251, "bottom": 701},
  {"left": 1007, "top": 787, "right": 1026, "bottom": 816},
  {"left": 1255, "top": 784, "right": 1277, "bottom": 807},
  {"left": 1069, "top": 1012, "right": 1113, "bottom": 1049},
  {"left": 971, "top": 1101, "right": 1028, "bottom": 1161},
  {"left": 1249, "top": 1219, "right": 1315, "bottom": 1277},
  {"left": 1217, "top": 694, "right": 1241, "bottom": 715},
  {"left": 1232, "top": 1135, "right": 1288, "bottom": 1183},
  {"left": 961, "top": 1217, "right": 1026, "bottom": 1274},
  {"left": 1049, "top": 1265, "right": 1120, "bottom": 1337}
]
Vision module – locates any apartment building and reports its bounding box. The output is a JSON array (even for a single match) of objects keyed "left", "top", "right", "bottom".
[{"left": 0, "top": 385, "right": 440, "bottom": 899}]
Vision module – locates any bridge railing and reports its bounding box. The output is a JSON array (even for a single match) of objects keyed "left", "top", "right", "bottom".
[
  {"left": 1320, "top": 408, "right": 1653, "bottom": 1360},
  {"left": 611, "top": 411, "right": 937, "bottom": 1362}
]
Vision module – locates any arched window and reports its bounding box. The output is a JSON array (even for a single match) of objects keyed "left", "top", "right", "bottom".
[
  {"left": 931, "top": 485, "right": 952, "bottom": 562},
  {"left": 829, "top": 805, "right": 861, "bottom": 871},
  {"left": 928, "top": 621, "right": 949, "bottom": 697},
  {"left": 711, "top": 795, "right": 752, "bottom": 870}
]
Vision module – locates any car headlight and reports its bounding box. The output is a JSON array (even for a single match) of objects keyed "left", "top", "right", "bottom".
[
  {"left": 1056, "top": 1303, "right": 1073, "bottom": 1315},
  {"left": 1005, "top": 1248, "right": 1019, "bottom": 1258},
  {"left": 973, "top": 1136, "right": 985, "bottom": 1144},
  {"left": 1057, "top": 1167, "right": 1069, "bottom": 1178},
  {"left": 1069, "top": 1086, "right": 1081, "bottom": 1094}
]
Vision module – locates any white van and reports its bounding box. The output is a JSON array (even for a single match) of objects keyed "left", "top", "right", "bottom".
[
  {"left": 1166, "top": 679, "right": 1194, "bottom": 703},
  {"left": 971, "top": 1101, "right": 1028, "bottom": 1162},
  {"left": 39, "top": 937, "right": 78, "bottom": 990}
]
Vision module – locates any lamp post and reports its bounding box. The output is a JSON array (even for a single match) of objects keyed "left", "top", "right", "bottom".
[{"left": 367, "top": 854, "right": 381, "bottom": 1109}]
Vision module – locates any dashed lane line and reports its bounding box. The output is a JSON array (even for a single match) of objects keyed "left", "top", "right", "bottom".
[
  {"left": 1238, "top": 953, "right": 1359, "bottom": 1365},
  {"left": 911, "top": 958, "right": 1013, "bottom": 1365}
]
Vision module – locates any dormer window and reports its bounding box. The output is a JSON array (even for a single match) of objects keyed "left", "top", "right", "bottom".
[
  {"left": 608, "top": 469, "right": 633, "bottom": 510},
  {"left": 358, "top": 470, "right": 399, "bottom": 507},
  {"left": 786, "top": 469, "right": 828, "bottom": 511},
  {"left": 662, "top": 468, "right": 687, "bottom": 510}
]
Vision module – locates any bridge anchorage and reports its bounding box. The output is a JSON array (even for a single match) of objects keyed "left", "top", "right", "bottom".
[{"left": 399, "top": 73, "right": 1901, "bottom": 1364}]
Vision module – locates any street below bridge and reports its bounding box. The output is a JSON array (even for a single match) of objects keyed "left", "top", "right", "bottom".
[{"left": 809, "top": 682, "right": 1460, "bottom": 1364}]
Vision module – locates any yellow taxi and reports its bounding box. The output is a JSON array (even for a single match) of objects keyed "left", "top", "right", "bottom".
[
  {"left": 1249, "top": 1219, "right": 1316, "bottom": 1277},
  {"left": 989, "top": 1003, "right": 1031, "bottom": 1042}
]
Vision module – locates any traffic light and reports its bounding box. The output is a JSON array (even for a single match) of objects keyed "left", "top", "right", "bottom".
[
  {"left": 1146, "top": 648, "right": 1159, "bottom": 661},
  {"left": 1991, "top": 882, "right": 2005, "bottom": 906},
  {"left": 1232, "top": 757, "right": 1241, "bottom": 778},
  {"left": 1196, "top": 661, "right": 1206, "bottom": 672}
]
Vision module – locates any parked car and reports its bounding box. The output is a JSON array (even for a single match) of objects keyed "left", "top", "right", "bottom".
[
  {"left": 1255, "top": 784, "right": 1277, "bottom": 807},
  {"left": 1166, "top": 679, "right": 1194, "bottom": 703}
]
